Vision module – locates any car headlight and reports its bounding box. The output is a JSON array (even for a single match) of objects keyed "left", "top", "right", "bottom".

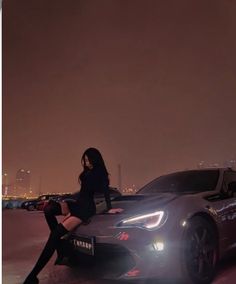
[{"left": 116, "top": 211, "right": 166, "bottom": 230}]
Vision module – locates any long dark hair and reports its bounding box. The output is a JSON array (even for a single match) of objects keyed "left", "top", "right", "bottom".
[{"left": 79, "top": 148, "right": 109, "bottom": 180}]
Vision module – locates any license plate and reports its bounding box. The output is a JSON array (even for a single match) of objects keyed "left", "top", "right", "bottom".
[{"left": 71, "top": 235, "right": 95, "bottom": 256}]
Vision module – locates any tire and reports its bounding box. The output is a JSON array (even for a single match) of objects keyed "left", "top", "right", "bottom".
[
  {"left": 27, "top": 205, "right": 35, "bottom": 211},
  {"left": 182, "top": 216, "right": 218, "bottom": 284}
]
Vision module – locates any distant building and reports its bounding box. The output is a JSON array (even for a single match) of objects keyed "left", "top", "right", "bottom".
[
  {"left": 2, "top": 173, "right": 9, "bottom": 196},
  {"left": 15, "top": 169, "right": 31, "bottom": 196}
]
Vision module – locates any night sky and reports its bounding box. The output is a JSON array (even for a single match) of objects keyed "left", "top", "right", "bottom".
[{"left": 3, "top": 0, "right": 236, "bottom": 194}]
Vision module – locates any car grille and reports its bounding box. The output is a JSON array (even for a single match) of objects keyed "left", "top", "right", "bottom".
[{"left": 68, "top": 238, "right": 136, "bottom": 278}]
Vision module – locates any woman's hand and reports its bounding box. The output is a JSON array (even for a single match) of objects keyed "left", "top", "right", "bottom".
[{"left": 107, "top": 208, "right": 124, "bottom": 214}]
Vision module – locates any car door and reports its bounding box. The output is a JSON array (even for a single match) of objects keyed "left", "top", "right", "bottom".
[{"left": 220, "top": 170, "right": 236, "bottom": 248}]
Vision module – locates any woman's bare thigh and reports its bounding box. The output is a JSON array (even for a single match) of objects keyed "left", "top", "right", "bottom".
[
  {"left": 62, "top": 216, "right": 82, "bottom": 231},
  {"left": 59, "top": 201, "right": 70, "bottom": 216}
]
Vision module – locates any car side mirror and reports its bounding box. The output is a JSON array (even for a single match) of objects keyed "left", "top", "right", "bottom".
[{"left": 228, "top": 181, "right": 236, "bottom": 192}]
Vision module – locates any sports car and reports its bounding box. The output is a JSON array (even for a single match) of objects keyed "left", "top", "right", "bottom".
[{"left": 63, "top": 168, "right": 236, "bottom": 284}]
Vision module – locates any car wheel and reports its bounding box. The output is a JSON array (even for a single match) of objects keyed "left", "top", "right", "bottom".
[
  {"left": 27, "top": 205, "right": 35, "bottom": 211},
  {"left": 182, "top": 217, "right": 218, "bottom": 284}
]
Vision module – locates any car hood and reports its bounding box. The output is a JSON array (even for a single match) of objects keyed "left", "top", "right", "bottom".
[
  {"left": 75, "top": 193, "right": 180, "bottom": 236},
  {"left": 97, "top": 193, "right": 178, "bottom": 221},
  {"left": 107, "top": 193, "right": 179, "bottom": 215}
]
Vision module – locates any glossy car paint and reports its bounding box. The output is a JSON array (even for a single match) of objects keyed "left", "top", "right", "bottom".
[{"left": 66, "top": 168, "right": 236, "bottom": 282}]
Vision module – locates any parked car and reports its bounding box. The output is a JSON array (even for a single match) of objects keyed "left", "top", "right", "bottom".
[
  {"left": 21, "top": 194, "right": 59, "bottom": 211},
  {"left": 21, "top": 198, "right": 39, "bottom": 211},
  {"left": 62, "top": 168, "right": 236, "bottom": 284},
  {"left": 36, "top": 188, "right": 121, "bottom": 211},
  {"left": 3, "top": 197, "right": 25, "bottom": 209},
  {"left": 35, "top": 193, "right": 78, "bottom": 211},
  {"left": 35, "top": 194, "right": 61, "bottom": 211}
]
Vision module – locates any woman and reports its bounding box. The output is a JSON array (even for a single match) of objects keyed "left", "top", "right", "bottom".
[{"left": 23, "top": 148, "right": 113, "bottom": 284}]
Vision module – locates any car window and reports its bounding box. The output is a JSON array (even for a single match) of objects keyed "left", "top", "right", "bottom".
[
  {"left": 38, "top": 196, "right": 46, "bottom": 201},
  {"left": 49, "top": 195, "right": 55, "bottom": 199},
  {"left": 138, "top": 170, "right": 219, "bottom": 194},
  {"left": 222, "top": 171, "right": 236, "bottom": 197},
  {"left": 230, "top": 172, "right": 236, "bottom": 182}
]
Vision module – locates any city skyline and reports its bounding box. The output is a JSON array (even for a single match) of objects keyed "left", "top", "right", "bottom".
[
  {"left": 3, "top": 0, "right": 236, "bottom": 193},
  {"left": 3, "top": 157, "right": 236, "bottom": 196},
  {"left": 2, "top": 169, "right": 32, "bottom": 196}
]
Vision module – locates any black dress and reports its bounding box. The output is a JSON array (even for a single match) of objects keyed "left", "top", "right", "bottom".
[{"left": 66, "top": 168, "right": 112, "bottom": 221}]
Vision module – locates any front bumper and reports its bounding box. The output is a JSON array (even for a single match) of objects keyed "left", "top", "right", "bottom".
[{"left": 66, "top": 228, "right": 182, "bottom": 280}]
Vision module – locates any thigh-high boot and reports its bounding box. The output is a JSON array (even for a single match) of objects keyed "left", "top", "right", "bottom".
[
  {"left": 43, "top": 201, "right": 66, "bottom": 262},
  {"left": 43, "top": 200, "right": 61, "bottom": 231},
  {"left": 23, "top": 223, "right": 68, "bottom": 284}
]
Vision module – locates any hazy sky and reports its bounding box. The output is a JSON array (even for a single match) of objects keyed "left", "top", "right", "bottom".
[{"left": 3, "top": 0, "right": 236, "bottom": 194}]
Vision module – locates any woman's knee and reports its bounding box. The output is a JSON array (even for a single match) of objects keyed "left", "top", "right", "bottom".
[{"left": 62, "top": 216, "right": 82, "bottom": 231}]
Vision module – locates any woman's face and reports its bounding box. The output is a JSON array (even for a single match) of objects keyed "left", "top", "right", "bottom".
[{"left": 84, "top": 155, "right": 93, "bottom": 169}]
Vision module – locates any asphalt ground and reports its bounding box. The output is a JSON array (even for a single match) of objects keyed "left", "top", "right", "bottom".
[{"left": 2, "top": 209, "right": 236, "bottom": 284}]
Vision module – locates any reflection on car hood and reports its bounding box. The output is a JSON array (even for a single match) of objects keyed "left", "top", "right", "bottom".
[{"left": 106, "top": 193, "right": 179, "bottom": 215}]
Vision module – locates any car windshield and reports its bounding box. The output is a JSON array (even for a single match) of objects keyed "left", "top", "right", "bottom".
[{"left": 138, "top": 170, "right": 219, "bottom": 194}]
